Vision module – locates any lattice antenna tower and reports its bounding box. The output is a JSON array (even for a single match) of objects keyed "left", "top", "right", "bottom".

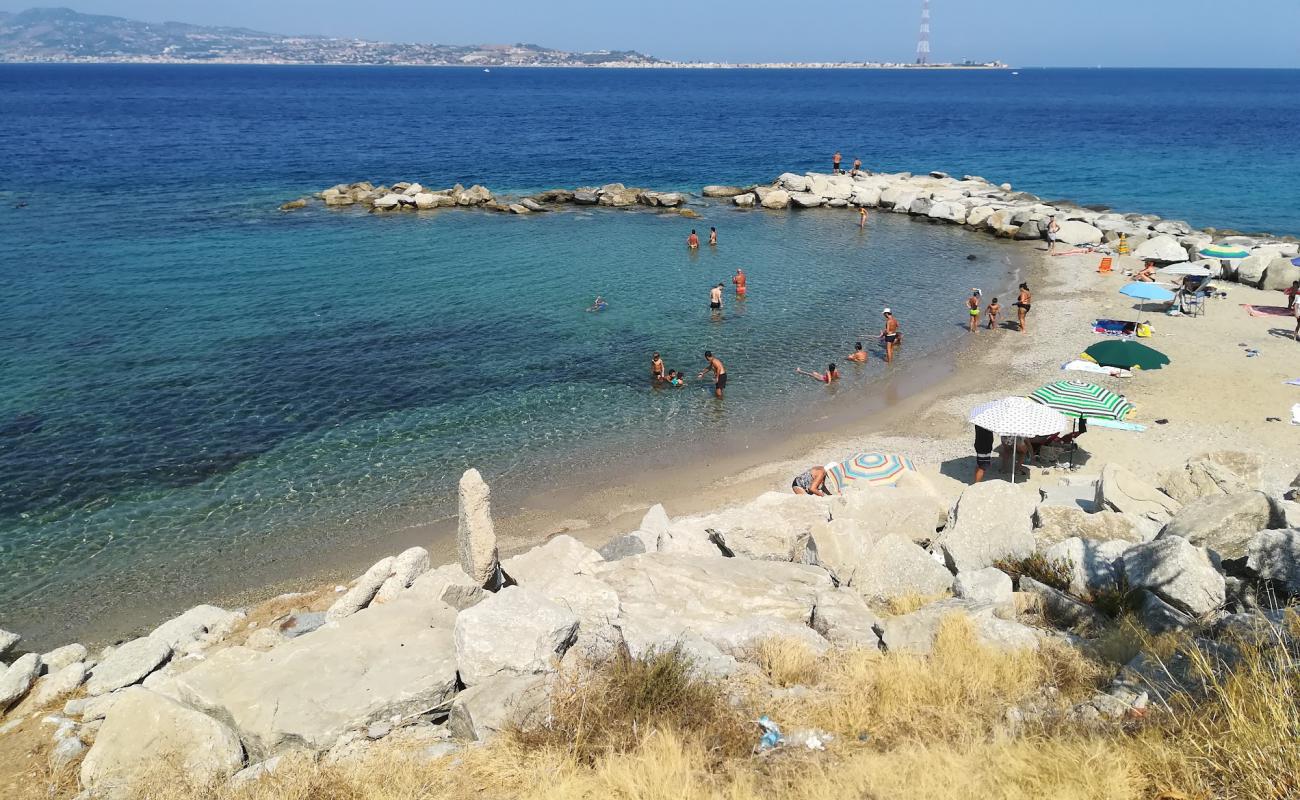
[{"left": 916, "top": 0, "right": 931, "bottom": 65}]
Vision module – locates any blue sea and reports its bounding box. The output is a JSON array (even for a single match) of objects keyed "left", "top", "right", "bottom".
[{"left": 2, "top": 66, "right": 1297, "bottom": 646}]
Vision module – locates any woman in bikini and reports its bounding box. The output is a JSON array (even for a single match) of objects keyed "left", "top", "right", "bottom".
[
  {"left": 795, "top": 364, "right": 840, "bottom": 384},
  {"left": 1015, "top": 283, "right": 1032, "bottom": 334}
]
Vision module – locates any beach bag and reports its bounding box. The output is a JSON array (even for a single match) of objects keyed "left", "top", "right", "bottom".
[{"left": 1135, "top": 323, "right": 1152, "bottom": 338}]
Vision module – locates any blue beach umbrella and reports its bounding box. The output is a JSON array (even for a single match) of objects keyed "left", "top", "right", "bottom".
[
  {"left": 1120, "top": 281, "right": 1176, "bottom": 316},
  {"left": 1292, "top": 256, "right": 1300, "bottom": 267},
  {"left": 1198, "top": 244, "right": 1250, "bottom": 260}
]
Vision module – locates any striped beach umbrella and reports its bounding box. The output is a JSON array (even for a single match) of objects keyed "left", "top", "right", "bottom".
[
  {"left": 1198, "top": 244, "right": 1250, "bottom": 260},
  {"left": 824, "top": 452, "right": 917, "bottom": 494},
  {"left": 1029, "top": 380, "right": 1135, "bottom": 421}
]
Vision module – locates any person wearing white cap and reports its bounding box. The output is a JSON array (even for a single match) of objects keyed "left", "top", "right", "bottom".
[{"left": 879, "top": 308, "right": 901, "bottom": 363}]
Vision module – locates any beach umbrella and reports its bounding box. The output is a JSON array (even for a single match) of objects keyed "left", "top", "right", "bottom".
[
  {"left": 824, "top": 452, "right": 917, "bottom": 495},
  {"left": 1029, "top": 380, "right": 1135, "bottom": 421},
  {"left": 1120, "top": 281, "right": 1176, "bottom": 315},
  {"left": 968, "top": 397, "right": 1069, "bottom": 484},
  {"left": 1083, "top": 340, "right": 1170, "bottom": 371},
  {"left": 1292, "top": 256, "right": 1300, "bottom": 267},
  {"left": 1198, "top": 244, "right": 1250, "bottom": 260},
  {"left": 1158, "top": 262, "right": 1214, "bottom": 277}
]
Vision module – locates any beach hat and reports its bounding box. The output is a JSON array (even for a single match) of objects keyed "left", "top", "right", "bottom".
[{"left": 882, "top": 308, "right": 892, "bottom": 314}]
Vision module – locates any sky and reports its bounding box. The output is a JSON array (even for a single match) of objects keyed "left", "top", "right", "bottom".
[{"left": 4, "top": 1, "right": 1300, "bottom": 67}]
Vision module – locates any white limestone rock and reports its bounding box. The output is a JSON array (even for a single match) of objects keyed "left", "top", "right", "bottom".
[
  {"left": 1157, "top": 459, "right": 1250, "bottom": 504},
  {"left": 952, "top": 567, "right": 1014, "bottom": 606},
  {"left": 326, "top": 556, "right": 395, "bottom": 621},
  {"left": 1160, "top": 491, "right": 1283, "bottom": 560},
  {"left": 1053, "top": 220, "right": 1104, "bottom": 245},
  {"left": 0, "top": 652, "right": 41, "bottom": 708},
  {"left": 1133, "top": 234, "right": 1187, "bottom": 262},
  {"left": 31, "top": 662, "right": 88, "bottom": 707},
  {"left": 852, "top": 534, "right": 954, "bottom": 603},
  {"left": 0, "top": 628, "right": 19, "bottom": 659},
  {"left": 41, "top": 643, "right": 87, "bottom": 672},
  {"left": 86, "top": 637, "right": 171, "bottom": 697},
  {"left": 1044, "top": 537, "right": 1132, "bottom": 598},
  {"left": 453, "top": 586, "right": 579, "bottom": 686},
  {"left": 1122, "top": 535, "right": 1225, "bottom": 616},
  {"left": 932, "top": 482, "right": 1037, "bottom": 573},
  {"left": 811, "top": 589, "right": 882, "bottom": 649},
  {"left": 760, "top": 189, "right": 791, "bottom": 210},
  {"left": 457, "top": 468, "right": 501, "bottom": 587},
  {"left": 373, "top": 546, "right": 432, "bottom": 604},
  {"left": 406, "top": 563, "right": 485, "bottom": 610},
  {"left": 501, "top": 535, "right": 603, "bottom": 587},
  {"left": 1246, "top": 529, "right": 1300, "bottom": 594},
  {"left": 150, "top": 605, "right": 240, "bottom": 649},
  {"left": 1095, "top": 463, "right": 1181, "bottom": 537},
  {"left": 877, "top": 599, "right": 1040, "bottom": 655},
  {"left": 448, "top": 674, "right": 550, "bottom": 742}
]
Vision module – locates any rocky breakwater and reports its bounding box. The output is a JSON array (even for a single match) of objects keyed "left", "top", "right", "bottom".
[
  {"left": 4, "top": 455, "right": 1300, "bottom": 796},
  {"left": 281, "top": 180, "right": 700, "bottom": 217}
]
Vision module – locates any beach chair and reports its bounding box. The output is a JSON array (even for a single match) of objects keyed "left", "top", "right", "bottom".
[{"left": 1097, "top": 257, "right": 1113, "bottom": 274}]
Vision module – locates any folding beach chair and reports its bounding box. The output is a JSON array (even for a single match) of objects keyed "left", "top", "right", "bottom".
[{"left": 1097, "top": 257, "right": 1113, "bottom": 274}]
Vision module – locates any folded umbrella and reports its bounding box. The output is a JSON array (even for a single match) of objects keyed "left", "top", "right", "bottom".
[
  {"left": 1029, "top": 380, "right": 1135, "bottom": 421},
  {"left": 823, "top": 452, "right": 917, "bottom": 495},
  {"left": 1083, "top": 340, "right": 1170, "bottom": 371}
]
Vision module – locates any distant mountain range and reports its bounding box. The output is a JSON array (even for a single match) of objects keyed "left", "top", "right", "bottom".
[{"left": 0, "top": 7, "right": 663, "bottom": 66}]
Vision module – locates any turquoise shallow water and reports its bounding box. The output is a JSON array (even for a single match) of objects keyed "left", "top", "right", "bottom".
[{"left": 2, "top": 64, "right": 1296, "bottom": 645}]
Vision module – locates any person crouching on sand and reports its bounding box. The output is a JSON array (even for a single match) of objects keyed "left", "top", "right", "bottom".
[
  {"left": 847, "top": 342, "right": 868, "bottom": 363},
  {"left": 796, "top": 364, "right": 840, "bottom": 384},
  {"left": 792, "top": 465, "right": 832, "bottom": 496}
]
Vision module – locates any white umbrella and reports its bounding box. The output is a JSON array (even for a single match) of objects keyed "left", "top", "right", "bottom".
[
  {"left": 1157, "top": 261, "right": 1214, "bottom": 277},
  {"left": 969, "top": 397, "right": 1069, "bottom": 483}
]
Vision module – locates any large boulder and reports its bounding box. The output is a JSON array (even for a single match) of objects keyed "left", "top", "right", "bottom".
[
  {"left": 1018, "top": 577, "right": 1109, "bottom": 631},
  {"left": 1160, "top": 491, "right": 1284, "bottom": 560},
  {"left": 172, "top": 596, "right": 459, "bottom": 759},
  {"left": 1262, "top": 258, "right": 1300, "bottom": 292},
  {"left": 326, "top": 556, "right": 395, "bottom": 621},
  {"left": 31, "top": 661, "right": 88, "bottom": 706},
  {"left": 702, "top": 185, "right": 748, "bottom": 198},
  {"left": 1043, "top": 537, "right": 1131, "bottom": 597},
  {"left": 1157, "top": 460, "right": 1250, "bottom": 505},
  {"left": 703, "top": 616, "right": 828, "bottom": 657},
  {"left": 761, "top": 189, "right": 791, "bottom": 210},
  {"left": 81, "top": 688, "right": 243, "bottom": 799},
  {"left": 932, "top": 482, "right": 1037, "bottom": 572},
  {"left": 732, "top": 193, "right": 757, "bottom": 208},
  {"left": 1094, "top": 463, "right": 1181, "bottom": 537},
  {"left": 0, "top": 652, "right": 41, "bottom": 709},
  {"left": 0, "top": 628, "right": 18, "bottom": 658},
  {"left": 86, "top": 636, "right": 172, "bottom": 696},
  {"left": 374, "top": 547, "right": 432, "bottom": 604},
  {"left": 458, "top": 468, "right": 502, "bottom": 588},
  {"left": 810, "top": 589, "right": 882, "bottom": 649},
  {"left": 1053, "top": 220, "right": 1104, "bottom": 246},
  {"left": 789, "top": 192, "right": 824, "bottom": 208},
  {"left": 679, "top": 492, "right": 821, "bottom": 563},
  {"left": 448, "top": 674, "right": 550, "bottom": 742},
  {"left": 850, "top": 186, "right": 882, "bottom": 207},
  {"left": 952, "top": 567, "right": 1014, "bottom": 606},
  {"left": 453, "top": 586, "right": 579, "bottom": 686},
  {"left": 42, "top": 643, "right": 88, "bottom": 672},
  {"left": 371, "top": 193, "right": 402, "bottom": 210},
  {"left": 1133, "top": 234, "right": 1185, "bottom": 262},
  {"left": 1122, "top": 536, "right": 1225, "bottom": 616},
  {"left": 501, "top": 535, "right": 604, "bottom": 586},
  {"left": 851, "top": 534, "right": 954, "bottom": 603},
  {"left": 928, "top": 201, "right": 967, "bottom": 224},
  {"left": 406, "top": 563, "right": 484, "bottom": 610},
  {"left": 1034, "top": 506, "right": 1147, "bottom": 545},
  {"left": 826, "top": 483, "right": 947, "bottom": 546},
  {"left": 777, "top": 173, "right": 810, "bottom": 193},
  {"left": 1246, "top": 529, "right": 1300, "bottom": 594},
  {"left": 877, "top": 599, "right": 1039, "bottom": 655},
  {"left": 150, "top": 605, "right": 240, "bottom": 650},
  {"left": 457, "top": 185, "right": 492, "bottom": 206}
]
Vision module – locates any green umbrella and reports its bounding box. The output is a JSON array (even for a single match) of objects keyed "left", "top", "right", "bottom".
[
  {"left": 1029, "top": 380, "right": 1135, "bottom": 421},
  {"left": 1083, "top": 340, "right": 1170, "bottom": 371}
]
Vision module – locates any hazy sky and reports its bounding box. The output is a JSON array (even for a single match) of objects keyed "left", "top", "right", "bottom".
[{"left": 5, "top": 1, "right": 1300, "bottom": 67}]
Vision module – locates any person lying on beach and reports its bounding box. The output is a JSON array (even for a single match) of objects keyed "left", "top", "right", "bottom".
[
  {"left": 709, "top": 283, "right": 724, "bottom": 311},
  {"left": 796, "top": 364, "right": 840, "bottom": 384},
  {"left": 698, "top": 351, "right": 727, "bottom": 399},
  {"left": 587, "top": 295, "right": 608, "bottom": 312},
  {"left": 732, "top": 269, "right": 747, "bottom": 296},
  {"left": 967, "top": 289, "right": 982, "bottom": 332},
  {"left": 847, "top": 342, "right": 868, "bottom": 363},
  {"left": 792, "top": 465, "right": 832, "bottom": 496},
  {"left": 1134, "top": 261, "right": 1157, "bottom": 282},
  {"left": 986, "top": 298, "right": 1000, "bottom": 329},
  {"left": 709, "top": 227, "right": 718, "bottom": 246},
  {"left": 687, "top": 229, "right": 700, "bottom": 249},
  {"left": 651, "top": 352, "right": 666, "bottom": 383},
  {"left": 880, "top": 308, "right": 901, "bottom": 362}
]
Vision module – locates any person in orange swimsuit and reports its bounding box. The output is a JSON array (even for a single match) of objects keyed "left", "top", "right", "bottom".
[{"left": 732, "top": 269, "right": 747, "bottom": 297}]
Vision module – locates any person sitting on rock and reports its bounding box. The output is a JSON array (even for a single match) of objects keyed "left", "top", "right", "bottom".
[{"left": 792, "top": 465, "right": 832, "bottom": 496}]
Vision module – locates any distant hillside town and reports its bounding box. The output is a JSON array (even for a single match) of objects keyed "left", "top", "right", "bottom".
[{"left": 0, "top": 7, "right": 1006, "bottom": 68}]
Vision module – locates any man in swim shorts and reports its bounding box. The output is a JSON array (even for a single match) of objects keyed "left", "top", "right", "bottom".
[
  {"left": 967, "top": 289, "right": 981, "bottom": 332},
  {"left": 1046, "top": 217, "right": 1060, "bottom": 252},
  {"left": 651, "top": 352, "right": 665, "bottom": 383},
  {"left": 732, "top": 269, "right": 747, "bottom": 296},
  {"left": 698, "top": 351, "right": 727, "bottom": 398},
  {"left": 851, "top": 157, "right": 862, "bottom": 177},
  {"left": 973, "top": 425, "right": 994, "bottom": 483},
  {"left": 709, "top": 283, "right": 724, "bottom": 311},
  {"left": 880, "top": 308, "right": 901, "bottom": 363},
  {"left": 986, "top": 297, "right": 1000, "bottom": 330}
]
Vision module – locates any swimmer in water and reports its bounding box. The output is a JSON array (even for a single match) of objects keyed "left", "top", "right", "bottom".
[
  {"left": 587, "top": 295, "right": 608, "bottom": 312},
  {"left": 687, "top": 229, "right": 700, "bottom": 249},
  {"left": 847, "top": 342, "right": 868, "bottom": 363},
  {"left": 651, "top": 352, "right": 666, "bottom": 383},
  {"left": 709, "top": 227, "right": 718, "bottom": 246},
  {"left": 709, "top": 283, "right": 724, "bottom": 312},
  {"left": 796, "top": 364, "right": 840, "bottom": 384},
  {"left": 732, "top": 268, "right": 747, "bottom": 297}
]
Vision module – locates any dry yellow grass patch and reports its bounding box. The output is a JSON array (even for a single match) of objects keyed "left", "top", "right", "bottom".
[
  {"left": 880, "top": 590, "right": 950, "bottom": 616},
  {"left": 746, "top": 637, "right": 823, "bottom": 687}
]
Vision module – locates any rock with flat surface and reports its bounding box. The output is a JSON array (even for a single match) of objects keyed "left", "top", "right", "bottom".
[
  {"left": 1043, "top": 537, "right": 1132, "bottom": 597},
  {"left": 1160, "top": 491, "right": 1283, "bottom": 560},
  {"left": 828, "top": 483, "right": 947, "bottom": 545},
  {"left": 457, "top": 185, "right": 492, "bottom": 205},
  {"left": 1123, "top": 535, "right": 1225, "bottom": 616},
  {"left": 326, "top": 557, "right": 395, "bottom": 621},
  {"left": 41, "top": 643, "right": 87, "bottom": 672},
  {"left": 0, "top": 628, "right": 18, "bottom": 658},
  {"left": 150, "top": 605, "right": 240, "bottom": 649},
  {"left": 1133, "top": 234, "right": 1185, "bottom": 262},
  {"left": 703, "top": 616, "right": 828, "bottom": 657},
  {"left": 372, "top": 193, "right": 402, "bottom": 210},
  {"left": 761, "top": 189, "right": 791, "bottom": 210},
  {"left": 1246, "top": 529, "right": 1300, "bottom": 593},
  {"left": 703, "top": 185, "right": 747, "bottom": 198},
  {"left": 1053, "top": 220, "right": 1104, "bottom": 245},
  {"left": 173, "top": 596, "right": 459, "bottom": 759},
  {"left": 1157, "top": 460, "right": 1250, "bottom": 504},
  {"left": 811, "top": 589, "right": 883, "bottom": 649},
  {"left": 852, "top": 534, "right": 954, "bottom": 603},
  {"left": 31, "top": 662, "right": 87, "bottom": 707},
  {"left": 877, "top": 599, "right": 1039, "bottom": 655},
  {"left": 0, "top": 652, "right": 41, "bottom": 708},
  {"left": 614, "top": 614, "right": 739, "bottom": 677},
  {"left": 684, "top": 492, "right": 822, "bottom": 563},
  {"left": 501, "top": 535, "right": 604, "bottom": 586},
  {"left": 932, "top": 482, "right": 1037, "bottom": 572},
  {"left": 1095, "top": 463, "right": 1181, "bottom": 535},
  {"left": 81, "top": 688, "right": 244, "bottom": 800},
  {"left": 458, "top": 468, "right": 502, "bottom": 588},
  {"left": 406, "top": 563, "right": 484, "bottom": 610},
  {"left": 777, "top": 173, "right": 810, "bottom": 192},
  {"left": 732, "top": 193, "right": 756, "bottom": 208},
  {"left": 86, "top": 637, "right": 171, "bottom": 696},
  {"left": 373, "top": 546, "right": 432, "bottom": 604},
  {"left": 448, "top": 674, "right": 550, "bottom": 742},
  {"left": 1034, "top": 505, "right": 1145, "bottom": 545},
  {"left": 953, "top": 567, "right": 1014, "bottom": 606},
  {"left": 454, "top": 586, "right": 579, "bottom": 686},
  {"left": 789, "top": 192, "right": 824, "bottom": 208}
]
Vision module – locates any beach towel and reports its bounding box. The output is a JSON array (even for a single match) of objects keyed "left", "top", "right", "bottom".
[
  {"left": 1286, "top": 379, "right": 1300, "bottom": 387},
  {"left": 1062, "top": 359, "right": 1133, "bottom": 378},
  {"left": 1293, "top": 404, "right": 1300, "bottom": 426},
  {"left": 1093, "top": 319, "right": 1137, "bottom": 337},
  {"left": 1089, "top": 419, "right": 1147, "bottom": 432},
  {"left": 1241, "top": 304, "right": 1292, "bottom": 318}
]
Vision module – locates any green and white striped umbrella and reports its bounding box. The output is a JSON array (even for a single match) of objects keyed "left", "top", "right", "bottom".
[{"left": 1029, "top": 380, "right": 1135, "bottom": 421}]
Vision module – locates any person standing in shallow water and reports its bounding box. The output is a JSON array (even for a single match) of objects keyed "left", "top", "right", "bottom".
[
  {"left": 732, "top": 269, "right": 747, "bottom": 297},
  {"left": 859, "top": 207, "right": 869, "bottom": 228},
  {"left": 967, "top": 289, "right": 982, "bottom": 333},
  {"left": 880, "top": 308, "right": 901, "bottom": 363},
  {"left": 709, "top": 227, "right": 718, "bottom": 246},
  {"left": 651, "top": 352, "right": 665, "bottom": 383},
  {"left": 1016, "top": 283, "right": 1033, "bottom": 334},
  {"left": 698, "top": 351, "right": 727, "bottom": 399},
  {"left": 687, "top": 229, "right": 699, "bottom": 249},
  {"left": 709, "top": 283, "right": 724, "bottom": 313}
]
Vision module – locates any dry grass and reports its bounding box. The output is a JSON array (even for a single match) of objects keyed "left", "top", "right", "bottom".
[
  {"left": 993, "top": 553, "right": 1074, "bottom": 593},
  {"left": 880, "top": 590, "right": 951, "bottom": 616},
  {"left": 28, "top": 614, "right": 1300, "bottom": 800},
  {"left": 746, "top": 638, "right": 823, "bottom": 687}
]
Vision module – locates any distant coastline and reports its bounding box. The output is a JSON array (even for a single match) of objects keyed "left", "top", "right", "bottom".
[{"left": 0, "top": 58, "right": 1010, "bottom": 70}]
